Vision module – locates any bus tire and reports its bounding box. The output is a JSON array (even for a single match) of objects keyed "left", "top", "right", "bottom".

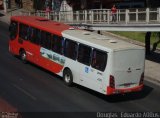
[
  {"left": 20, "top": 50, "right": 27, "bottom": 64},
  {"left": 63, "top": 69, "right": 73, "bottom": 86}
]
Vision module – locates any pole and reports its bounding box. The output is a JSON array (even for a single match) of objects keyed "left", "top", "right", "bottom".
[
  {"left": 3, "top": 0, "right": 7, "bottom": 13},
  {"left": 8, "top": 0, "right": 10, "bottom": 9},
  {"left": 145, "top": 32, "right": 151, "bottom": 55}
]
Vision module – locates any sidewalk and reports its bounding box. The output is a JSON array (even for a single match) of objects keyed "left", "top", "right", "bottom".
[
  {"left": 0, "top": 8, "right": 28, "bottom": 24},
  {"left": 1, "top": 9, "right": 160, "bottom": 86},
  {"left": 0, "top": 10, "right": 10, "bottom": 24},
  {"left": 145, "top": 60, "right": 160, "bottom": 85}
]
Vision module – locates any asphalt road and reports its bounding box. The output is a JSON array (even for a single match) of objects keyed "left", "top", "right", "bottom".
[{"left": 0, "top": 19, "right": 160, "bottom": 117}]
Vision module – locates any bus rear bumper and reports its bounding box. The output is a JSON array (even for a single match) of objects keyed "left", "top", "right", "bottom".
[{"left": 106, "top": 84, "right": 144, "bottom": 95}]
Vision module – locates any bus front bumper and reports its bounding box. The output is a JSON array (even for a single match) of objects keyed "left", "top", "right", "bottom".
[{"left": 106, "top": 84, "right": 144, "bottom": 95}]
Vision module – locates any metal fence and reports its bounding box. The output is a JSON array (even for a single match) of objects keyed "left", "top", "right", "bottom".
[{"left": 19, "top": 8, "right": 160, "bottom": 24}]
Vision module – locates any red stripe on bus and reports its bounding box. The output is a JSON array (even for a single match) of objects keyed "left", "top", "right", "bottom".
[{"left": 107, "top": 84, "right": 144, "bottom": 95}]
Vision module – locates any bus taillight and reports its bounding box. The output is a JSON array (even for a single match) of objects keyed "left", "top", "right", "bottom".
[
  {"left": 109, "top": 75, "right": 115, "bottom": 88},
  {"left": 139, "top": 72, "right": 144, "bottom": 85}
]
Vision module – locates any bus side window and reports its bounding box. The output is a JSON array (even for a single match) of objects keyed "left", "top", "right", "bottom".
[
  {"left": 52, "top": 35, "right": 63, "bottom": 55},
  {"left": 64, "top": 39, "right": 78, "bottom": 60},
  {"left": 36, "top": 29, "right": 41, "bottom": 45},
  {"left": 9, "top": 21, "right": 18, "bottom": 40},
  {"left": 46, "top": 32, "right": 52, "bottom": 50},
  {"left": 29, "top": 27, "right": 35, "bottom": 42},
  {"left": 19, "top": 24, "right": 29, "bottom": 40},
  {"left": 29, "top": 28, "right": 41, "bottom": 45},
  {"left": 40, "top": 31, "right": 51, "bottom": 49},
  {"left": 40, "top": 31, "right": 47, "bottom": 48},
  {"left": 91, "top": 49, "right": 107, "bottom": 71},
  {"left": 77, "top": 44, "right": 91, "bottom": 66},
  {"left": 27, "top": 27, "right": 32, "bottom": 40}
]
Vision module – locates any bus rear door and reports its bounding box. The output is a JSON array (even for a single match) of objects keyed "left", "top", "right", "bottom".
[{"left": 113, "top": 49, "right": 145, "bottom": 90}]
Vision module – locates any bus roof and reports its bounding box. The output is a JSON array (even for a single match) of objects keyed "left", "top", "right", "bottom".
[
  {"left": 62, "top": 29, "right": 144, "bottom": 51},
  {"left": 11, "top": 16, "right": 71, "bottom": 36},
  {"left": 11, "top": 16, "right": 144, "bottom": 51}
]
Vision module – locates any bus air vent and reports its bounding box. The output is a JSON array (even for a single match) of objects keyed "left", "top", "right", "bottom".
[
  {"left": 36, "top": 18, "right": 49, "bottom": 21},
  {"left": 69, "top": 27, "right": 75, "bottom": 30},
  {"left": 109, "top": 39, "right": 117, "bottom": 43},
  {"left": 55, "top": 23, "right": 60, "bottom": 25},
  {"left": 83, "top": 32, "right": 90, "bottom": 35},
  {"left": 96, "top": 37, "right": 109, "bottom": 40}
]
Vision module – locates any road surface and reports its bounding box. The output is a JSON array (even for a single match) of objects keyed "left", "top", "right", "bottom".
[{"left": 0, "top": 19, "right": 160, "bottom": 118}]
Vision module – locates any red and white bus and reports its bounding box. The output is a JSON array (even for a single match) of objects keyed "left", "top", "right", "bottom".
[{"left": 9, "top": 16, "right": 145, "bottom": 95}]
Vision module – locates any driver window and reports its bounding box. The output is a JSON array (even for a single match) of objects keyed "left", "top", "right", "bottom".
[{"left": 9, "top": 21, "right": 18, "bottom": 40}]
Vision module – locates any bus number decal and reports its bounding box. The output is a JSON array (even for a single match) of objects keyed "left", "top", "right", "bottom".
[{"left": 40, "top": 47, "right": 65, "bottom": 66}]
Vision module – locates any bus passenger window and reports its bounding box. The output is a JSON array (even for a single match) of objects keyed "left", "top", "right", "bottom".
[
  {"left": 40, "top": 31, "right": 46, "bottom": 47},
  {"left": 29, "top": 28, "right": 41, "bottom": 45},
  {"left": 36, "top": 29, "right": 41, "bottom": 45},
  {"left": 27, "top": 27, "right": 31, "bottom": 40},
  {"left": 9, "top": 21, "right": 18, "bottom": 40},
  {"left": 91, "top": 49, "right": 107, "bottom": 71},
  {"left": 40, "top": 31, "right": 46, "bottom": 48},
  {"left": 40, "top": 32, "right": 52, "bottom": 49},
  {"left": 19, "top": 24, "right": 29, "bottom": 40},
  {"left": 64, "top": 39, "right": 78, "bottom": 60},
  {"left": 29, "top": 28, "right": 35, "bottom": 43},
  {"left": 46, "top": 32, "right": 52, "bottom": 50},
  {"left": 52, "top": 35, "right": 64, "bottom": 55},
  {"left": 77, "top": 44, "right": 91, "bottom": 66}
]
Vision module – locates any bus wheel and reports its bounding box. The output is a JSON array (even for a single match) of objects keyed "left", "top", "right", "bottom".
[
  {"left": 20, "top": 50, "right": 27, "bottom": 64},
  {"left": 63, "top": 69, "right": 73, "bottom": 86}
]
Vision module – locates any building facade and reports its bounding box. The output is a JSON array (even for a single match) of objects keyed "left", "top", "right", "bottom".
[
  {"left": 9, "top": 0, "right": 160, "bottom": 11},
  {"left": 33, "top": 0, "right": 160, "bottom": 11}
]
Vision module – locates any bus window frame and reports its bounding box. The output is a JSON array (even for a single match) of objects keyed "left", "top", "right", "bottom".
[
  {"left": 77, "top": 43, "right": 92, "bottom": 66},
  {"left": 52, "top": 35, "right": 64, "bottom": 55},
  {"left": 19, "top": 23, "right": 29, "bottom": 41},
  {"left": 64, "top": 38, "right": 78, "bottom": 60},
  {"left": 91, "top": 48, "right": 108, "bottom": 72}
]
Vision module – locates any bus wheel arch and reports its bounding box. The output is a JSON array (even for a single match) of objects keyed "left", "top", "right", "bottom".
[
  {"left": 19, "top": 48, "right": 27, "bottom": 63},
  {"left": 63, "top": 68, "right": 73, "bottom": 86}
]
